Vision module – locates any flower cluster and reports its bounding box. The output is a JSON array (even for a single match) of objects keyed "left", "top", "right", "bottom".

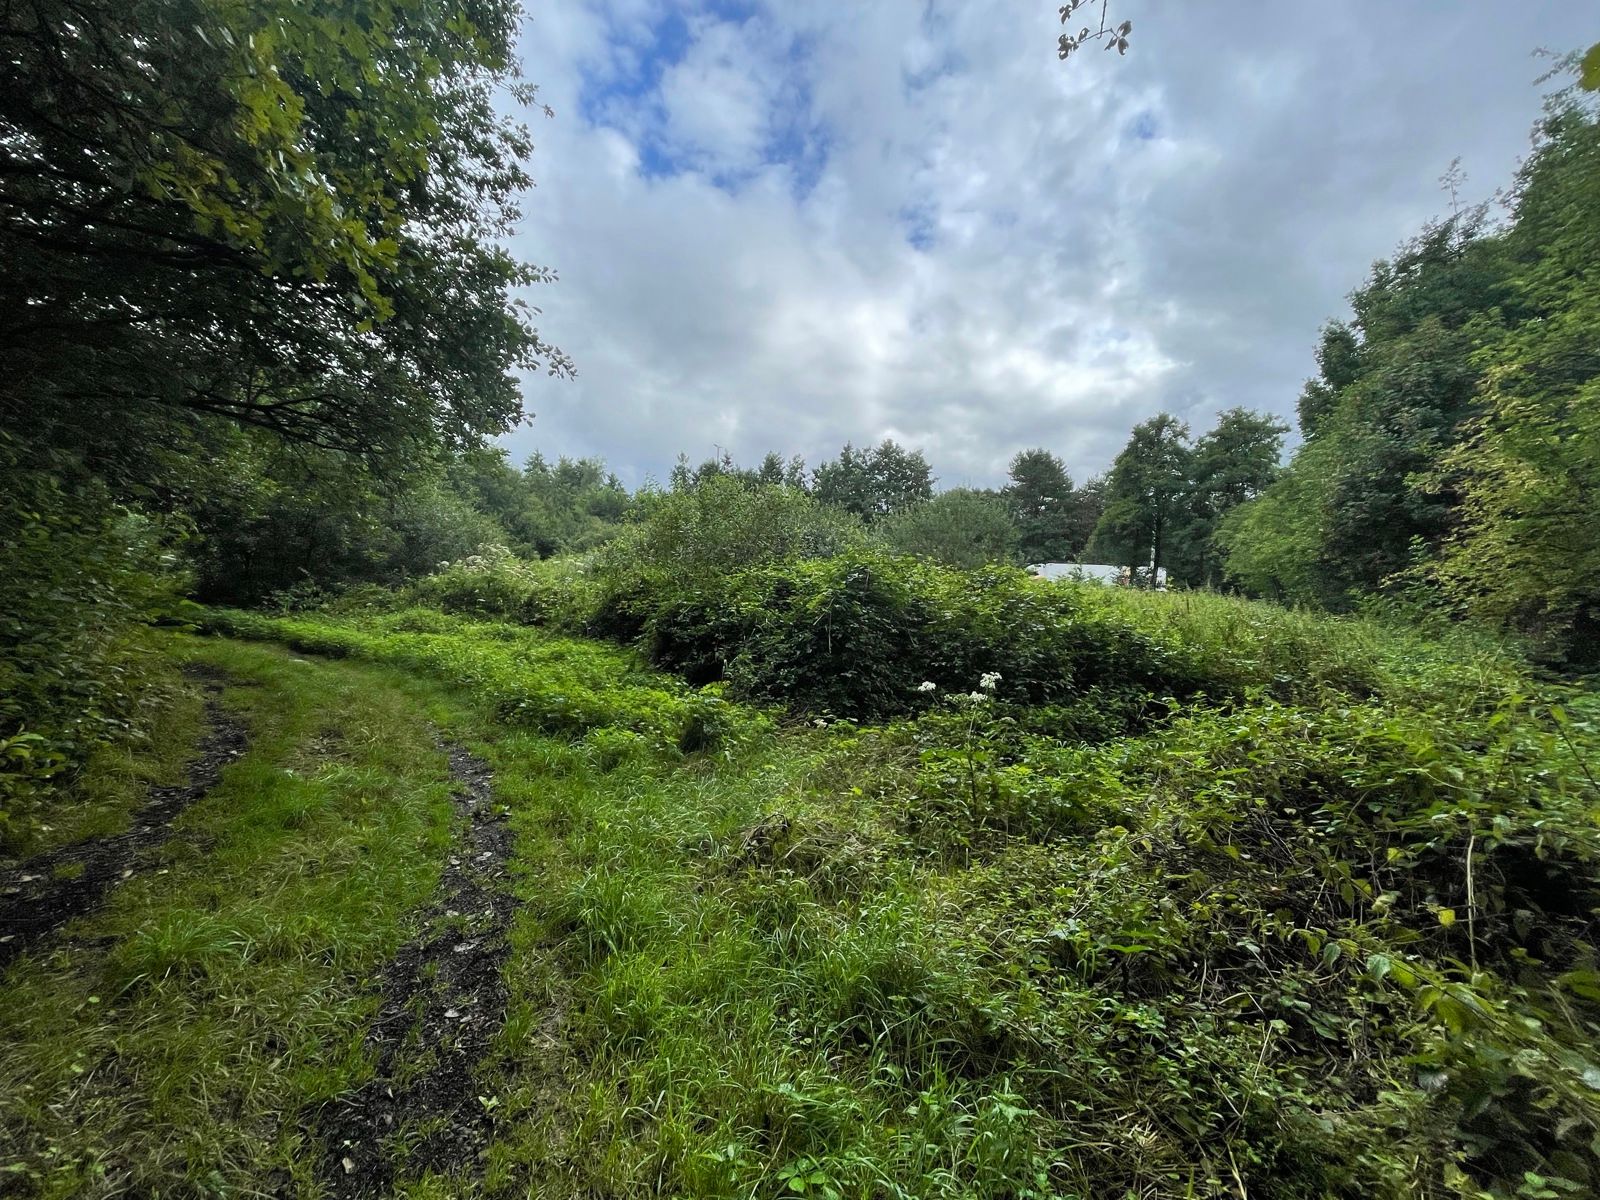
[{"left": 960, "top": 673, "right": 1002, "bottom": 703}]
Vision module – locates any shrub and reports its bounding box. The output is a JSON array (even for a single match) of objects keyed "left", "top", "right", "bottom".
[
  {"left": 409, "top": 545, "right": 601, "bottom": 631},
  {"left": 613, "top": 551, "right": 1189, "bottom": 722},
  {"left": 874, "top": 488, "right": 1019, "bottom": 569},
  {"left": 597, "top": 477, "right": 862, "bottom": 587},
  {"left": 0, "top": 437, "right": 182, "bottom": 847}
]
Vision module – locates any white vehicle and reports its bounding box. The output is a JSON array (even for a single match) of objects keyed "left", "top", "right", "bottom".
[
  {"left": 1026, "top": 562, "right": 1169, "bottom": 588},
  {"left": 1026, "top": 562, "right": 1122, "bottom": 584}
]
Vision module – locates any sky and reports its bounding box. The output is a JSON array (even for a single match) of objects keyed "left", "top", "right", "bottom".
[{"left": 498, "top": 1, "right": 1594, "bottom": 490}]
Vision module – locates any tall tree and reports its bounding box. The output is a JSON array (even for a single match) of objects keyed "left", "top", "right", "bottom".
[
  {"left": 1218, "top": 215, "right": 1515, "bottom": 607},
  {"left": 1178, "top": 409, "right": 1288, "bottom": 586},
  {"left": 1064, "top": 474, "right": 1106, "bottom": 560},
  {"left": 1425, "top": 98, "right": 1600, "bottom": 661},
  {"left": 812, "top": 440, "right": 933, "bottom": 523},
  {"left": 1004, "top": 449, "right": 1076, "bottom": 563},
  {"left": 0, "top": 0, "right": 567, "bottom": 472},
  {"left": 1086, "top": 414, "right": 1191, "bottom": 579}
]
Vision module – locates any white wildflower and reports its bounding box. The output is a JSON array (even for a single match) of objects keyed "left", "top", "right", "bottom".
[
  {"left": 917, "top": 680, "right": 937, "bottom": 693},
  {"left": 979, "top": 672, "right": 1002, "bottom": 691}
]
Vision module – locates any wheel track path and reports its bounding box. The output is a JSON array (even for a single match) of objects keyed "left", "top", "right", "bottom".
[
  {"left": 0, "top": 668, "right": 249, "bottom": 969},
  {"left": 312, "top": 740, "right": 516, "bottom": 1197}
]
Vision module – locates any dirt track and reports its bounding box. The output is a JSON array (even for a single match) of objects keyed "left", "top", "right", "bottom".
[
  {"left": 310, "top": 741, "right": 515, "bottom": 1197},
  {"left": 0, "top": 671, "right": 249, "bottom": 969}
]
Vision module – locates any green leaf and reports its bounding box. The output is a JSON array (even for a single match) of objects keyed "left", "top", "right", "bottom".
[{"left": 1580, "top": 42, "right": 1600, "bottom": 91}]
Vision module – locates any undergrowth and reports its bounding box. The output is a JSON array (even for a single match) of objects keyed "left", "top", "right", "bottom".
[{"left": 211, "top": 599, "right": 1600, "bottom": 1199}]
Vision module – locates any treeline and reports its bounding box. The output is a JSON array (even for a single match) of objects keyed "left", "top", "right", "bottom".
[
  {"left": 229, "top": 407, "right": 1274, "bottom": 599},
  {"left": 1221, "top": 94, "right": 1600, "bottom": 662}
]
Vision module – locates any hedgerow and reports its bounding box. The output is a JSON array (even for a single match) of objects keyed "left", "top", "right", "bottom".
[{"left": 575, "top": 549, "right": 1524, "bottom": 725}]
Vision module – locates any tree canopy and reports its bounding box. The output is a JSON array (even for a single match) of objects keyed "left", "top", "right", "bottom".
[
  {"left": 1218, "top": 87, "right": 1600, "bottom": 659},
  {"left": 1, "top": 0, "right": 568, "bottom": 470},
  {"left": 810, "top": 440, "right": 935, "bottom": 523}
]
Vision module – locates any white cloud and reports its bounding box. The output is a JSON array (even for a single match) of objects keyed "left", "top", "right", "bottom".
[{"left": 503, "top": 0, "right": 1595, "bottom": 489}]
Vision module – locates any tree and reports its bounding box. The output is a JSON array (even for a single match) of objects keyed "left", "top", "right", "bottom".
[
  {"left": 1004, "top": 449, "right": 1076, "bottom": 563},
  {"left": 812, "top": 440, "right": 934, "bottom": 523},
  {"left": 1, "top": 0, "right": 568, "bottom": 471},
  {"left": 1424, "top": 99, "right": 1600, "bottom": 661},
  {"left": 757, "top": 453, "right": 787, "bottom": 486},
  {"left": 1297, "top": 323, "right": 1362, "bottom": 438},
  {"left": 1086, "top": 414, "right": 1191, "bottom": 579},
  {"left": 1217, "top": 214, "right": 1514, "bottom": 607},
  {"left": 876, "top": 490, "right": 1019, "bottom": 569},
  {"left": 605, "top": 476, "right": 861, "bottom": 581},
  {"left": 1064, "top": 474, "right": 1106, "bottom": 559},
  {"left": 516, "top": 453, "right": 632, "bottom": 556},
  {"left": 1178, "top": 409, "right": 1288, "bottom": 586},
  {"left": 1057, "top": 1, "right": 1132, "bottom": 62}
]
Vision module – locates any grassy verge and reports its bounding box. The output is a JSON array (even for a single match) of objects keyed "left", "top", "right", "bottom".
[
  {"left": 0, "top": 635, "right": 470, "bottom": 1198},
  {"left": 1, "top": 642, "right": 203, "bottom": 860}
]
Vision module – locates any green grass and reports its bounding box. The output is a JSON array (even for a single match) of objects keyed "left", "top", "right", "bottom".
[
  {"left": 6, "top": 599, "right": 1598, "bottom": 1198},
  {"left": 205, "top": 606, "right": 751, "bottom": 754},
  {"left": 1069, "top": 582, "right": 1526, "bottom": 706},
  {"left": 0, "top": 636, "right": 471, "bottom": 1198}
]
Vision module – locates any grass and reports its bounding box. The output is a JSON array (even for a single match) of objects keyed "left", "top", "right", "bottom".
[
  {"left": 0, "top": 636, "right": 471, "bottom": 1198},
  {"left": 0, "top": 646, "right": 204, "bottom": 859},
  {"left": 5, "top": 594, "right": 1598, "bottom": 1198}
]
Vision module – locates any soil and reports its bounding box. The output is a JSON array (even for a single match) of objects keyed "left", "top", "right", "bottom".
[
  {"left": 310, "top": 740, "right": 516, "bottom": 1197},
  {"left": 0, "top": 669, "right": 250, "bottom": 969}
]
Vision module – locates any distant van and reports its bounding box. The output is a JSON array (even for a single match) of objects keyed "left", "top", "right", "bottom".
[{"left": 1027, "top": 563, "right": 1168, "bottom": 589}]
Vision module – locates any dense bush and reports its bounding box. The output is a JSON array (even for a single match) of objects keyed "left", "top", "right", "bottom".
[
  {"left": 600, "top": 476, "right": 863, "bottom": 582},
  {"left": 588, "top": 547, "right": 1520, "bottom": 723},
  {"left": 407, "top": 544, "right": 601, "bottom": 629},
  {"left": 874, "top": 488, "right": 1019, "bottom": 569},
  {"left": 891, "top": 681, "right": 1600, "bottom": 1196},
  {"left": 655, "top": 554, "right": 1187, "bottom": 721},
  {"left": 0, "top": 436, "right": 182, "bottom": 847},
  {"left": 185, "top": 439, "right": 515, "bottom": 605}
]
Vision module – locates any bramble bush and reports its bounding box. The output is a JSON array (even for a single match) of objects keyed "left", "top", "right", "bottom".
[{"left": 586, "top": 546, "right": 1520, "bottom": 725}]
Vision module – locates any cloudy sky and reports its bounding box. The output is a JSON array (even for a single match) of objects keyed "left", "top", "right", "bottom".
[{"left": 499, "top": 1, "right": 1593, "bottom": 490}]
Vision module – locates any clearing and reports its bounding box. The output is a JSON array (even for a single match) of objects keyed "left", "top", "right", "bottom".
[{"left": 2, "top": 596, "right": 1597, "bottom": 1200}]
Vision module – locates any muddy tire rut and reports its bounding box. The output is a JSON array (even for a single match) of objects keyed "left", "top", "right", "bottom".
[
  {"left": 312, "top": 740, "right": 515, "bottom": 1197},
  {"left": 0, "top": 668, "right": 249, "bottom": 969}
]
